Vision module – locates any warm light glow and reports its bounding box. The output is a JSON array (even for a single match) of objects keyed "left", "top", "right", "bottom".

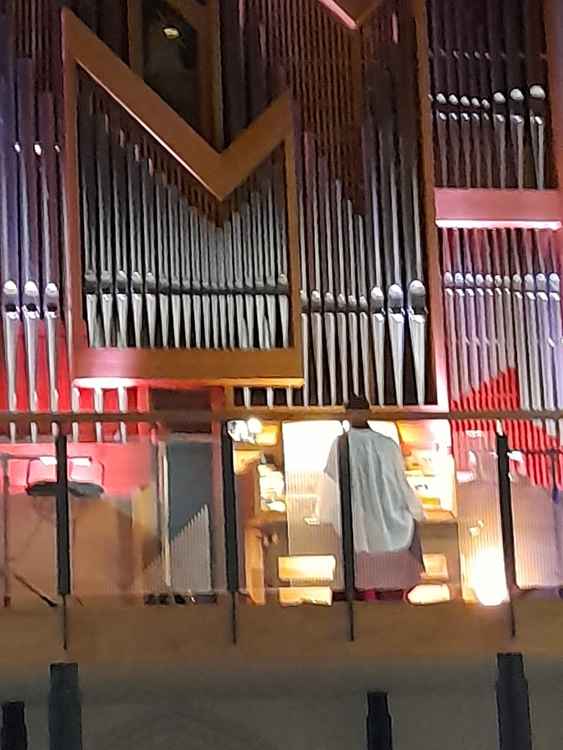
[
  {"left": 278, "top": 555, "right": 336, "bottom": 583},
  {"left": 233, "top": 449, "right": 261, "bottom": 474},
  {"left": 422, "top": 554, "right": 449, "bottom": 580},
  {"left": 408, "top": 584, "right": 451, "bottom": 605},
  {"left": 39, "top": 456, "right": 57, "bottom": 466},
  {"left": 398, "top": 419, "right": 451, "bottom": 446},
  {"left": 283, "top": 421, "right": 343, "bottom": 471},
  {"left": 279, "top": 587, "right": 333, "bottom": 606},
  {"left": 71, "top": 457, "right": 93, "bottom": 468},
  {"left": 163, "top": 25, "right": 180, "bottom": 39},
  {"left": 265, "top": 500, "right": 286, "bottom": 513},
  {"left": 255, "top": 424, "right": 278, "bottom": 446},
  {"left": 228, "top": 420, "right": 250, "bottom": 443},
  {"left": 247, "top": 417, "right": 263, "bottom": 436},
  {"left": 471, "top": 548, "right": 508, "bottom": 606},
  {"left": 258, "top": 466, "right": 285, "bottom": 501},
  {"left": 74, "top": 377, "right": 137, "bottom": 389}
]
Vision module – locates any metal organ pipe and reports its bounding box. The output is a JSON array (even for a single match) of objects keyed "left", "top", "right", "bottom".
[
  {"left": 428, "top": 0, "right": 552, "bottom": 189},
  {"left": 0, "top": 0, "right": 64, "bottom": 440},
  {"left": 441, "top": 227, "right": 563, "bottom": 487}
]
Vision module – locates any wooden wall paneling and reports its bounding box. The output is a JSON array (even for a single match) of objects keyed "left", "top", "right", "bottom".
[{"left": 435, "top": 188, "right": 562, "bottom": 228}]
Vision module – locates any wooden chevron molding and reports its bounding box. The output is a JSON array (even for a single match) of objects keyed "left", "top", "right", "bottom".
[{"left": 318, "top": 0, "right": 382, "bottom": 29}]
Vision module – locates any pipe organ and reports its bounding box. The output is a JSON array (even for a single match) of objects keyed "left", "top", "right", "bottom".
[{"left": 0, "top": 0, "right": 560, "bottom": 466}]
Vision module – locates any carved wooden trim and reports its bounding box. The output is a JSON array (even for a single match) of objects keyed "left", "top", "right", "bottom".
[
  {"left": 318, "top": 0, "right": 383, "bottom": 30},
  {"left": 435, "top": 189, "right": 562, "bottom": 229},
  {"left": 63, "top": 9, "right": 296, "bottom": 200}
]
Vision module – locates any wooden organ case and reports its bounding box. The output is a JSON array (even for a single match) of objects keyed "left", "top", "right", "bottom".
[{"left": 0, "top": 0, "right": 559, "bottom": 431}]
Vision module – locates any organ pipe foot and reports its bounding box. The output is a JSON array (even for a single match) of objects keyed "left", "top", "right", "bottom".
[
  {"left": 388, "top": 284, "right": 405, "bottom": 407},
  {"left": 23, "top": 293, "right": 40, "bottom": 442},
  {"left": 408, "top": 280, "right": 427, "bottom": 406},
  {"left": 325, "top": 312, "right": 337, "bottom": 406}
]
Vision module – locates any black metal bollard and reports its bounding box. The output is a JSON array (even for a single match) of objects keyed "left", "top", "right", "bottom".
[
  {"left": 1, "top": 702, "right": 27, "bottom": 750},
  {"left": 48, "top": 663, "right": 83, "bottom": 750},
  {"left": 367, "top": 692, "right": 393, "bottom": 750},
  {"left": 496, "top": 653, "right": 533, "bottom": 750}
]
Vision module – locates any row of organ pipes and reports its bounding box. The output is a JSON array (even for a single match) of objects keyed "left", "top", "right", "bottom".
[
  {"left": 442, "top": 228, "right": 562, "bottom": 416},
  {"left": 233, "top": 0, "right": 430, "bottom": 408},
  {"left": 0, "top": 3, "right": 62, "bottom": 440},
  {"left": 428, "top": 0, "right": 552, "bottom": 189},
  {"left": 78, "top": 75, "right": 291, "bottom": 356},
  {"left": 0, "top": 0, "right": 560, "bottom": 440}
]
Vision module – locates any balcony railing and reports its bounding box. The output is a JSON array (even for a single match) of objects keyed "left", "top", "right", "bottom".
[{"left": 0, "top": 408, "right": 561, "bottom": 645}]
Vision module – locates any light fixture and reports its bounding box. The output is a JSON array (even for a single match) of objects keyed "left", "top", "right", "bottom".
[
  {"left": 247, "top": 417, "right": 263, "bottom": 436},
  {"left": 227, "top": 420, "right": 249, "bottom": 443},
  {"left": 163, "top": 25, "right": 180, "bottom": 40},
  {"left": 471, "top": 548, "right": 508, "bottom": 606},
  {"left": 408, "top": 584, "right": 451, "bottom": 605},
  {"left": 26, "top": 456, "right": 104, "bottom": 498},
  {"left": 279, "top": 587, "right": 333, "bottom": 606},
  {"left": 282, "top": 421, "right": 343, "bottom": 471},
  {"left": 72, "top": 457, "right": 93, "bottom": 468},
  {"left": 437, "top": 219, "right": 562, "bottom": 231},
  {"left": 39, "top": 456, "right": 57, "bottom": 466},
  {"left": 422, "top": 553, "right": 449, "bottom": 581},
  {"left": 278, "top": 555, "right": 336, "bottom": 583}
]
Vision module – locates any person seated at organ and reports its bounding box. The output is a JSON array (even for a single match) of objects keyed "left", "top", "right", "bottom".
[{"left": 322, "top": 398, "right": 425, "bottom": 601}]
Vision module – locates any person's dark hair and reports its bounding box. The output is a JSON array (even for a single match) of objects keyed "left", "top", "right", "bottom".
[{"left": 345, "top": 395, "right": 370, "bottom": 428}]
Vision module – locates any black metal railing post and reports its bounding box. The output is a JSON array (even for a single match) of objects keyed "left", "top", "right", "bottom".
[
  {"left": 495, "top": 432, "right": 518, "bottom": 637},
  {"left": 338, "top": 431, "right": 356, "bottom": 641},
  {"left": 221, "top": 424, "right": 240, "bottom": 644},
  {"left": 55, "top": 432, "right": 71, "bottom": 648}
]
